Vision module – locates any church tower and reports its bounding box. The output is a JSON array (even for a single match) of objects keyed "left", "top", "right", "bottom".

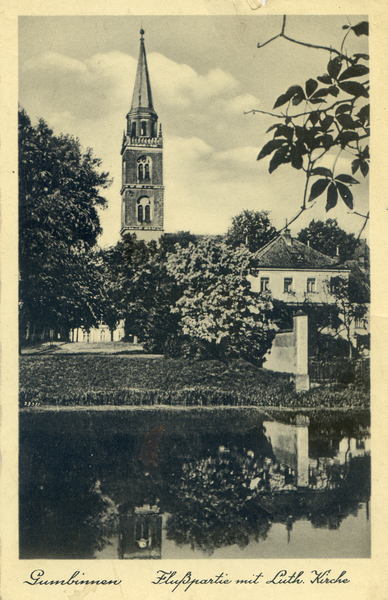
[{"left": 120, "top": 29, "right": 164, "bottom": 241}]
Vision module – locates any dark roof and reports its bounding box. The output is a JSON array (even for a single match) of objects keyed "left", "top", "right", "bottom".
[
  {"left": 253, "top": 232, "right": 342, "bottom": 270},
  {"left": 129, "top": 31, "right": 155, "bottom": 114}
]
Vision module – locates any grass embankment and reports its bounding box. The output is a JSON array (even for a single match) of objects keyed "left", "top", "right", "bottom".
[{"left": 20, "top": 355, "right": 370, "bottom": 409}]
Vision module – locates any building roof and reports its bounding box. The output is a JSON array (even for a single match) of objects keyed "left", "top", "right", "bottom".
[
  {"left": 129, "top": 29, "right": 155, "bottom": 115},
  {"left": 252, "top": 230, "right": 343, "bottom": 270}
]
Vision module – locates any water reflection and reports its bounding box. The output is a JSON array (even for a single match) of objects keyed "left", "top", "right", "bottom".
[{"left": 19, "top": 409, "right": 370, "bottom": 559}]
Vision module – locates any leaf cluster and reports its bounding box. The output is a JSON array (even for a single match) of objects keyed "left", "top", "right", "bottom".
[{"left": 256, "top": 20, "right": 369, "bottom": 215}]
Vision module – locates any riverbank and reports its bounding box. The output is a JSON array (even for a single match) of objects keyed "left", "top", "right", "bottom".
[{"left": 20, "top": 355, "right": 369, "bottom": 409}]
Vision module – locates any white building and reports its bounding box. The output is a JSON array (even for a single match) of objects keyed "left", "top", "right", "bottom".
[{"left": 247, "top": 228, "right": 350, "bottom": 304}]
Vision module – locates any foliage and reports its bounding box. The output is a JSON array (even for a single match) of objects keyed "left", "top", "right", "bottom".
[
  {"left": 118, "top": 234, "right": 182, "bottom": 351},
  {"left": 253, "top": 17, "right": 369, "bottom": 230},
  {"left": 166, "top": 443, "right": 273, "bottom": 554},
  {"left": 97, "top": 245, "right": 125, "bottom": 339},
  {"left": 19, "top": 108, "right": 111, "bottom": 341},
  {"left": 158, "top": 231, "right": 199, "bottom": 258},
  {"left": 225, "top": 210, "right": 276, "bottom": 253},
  {"left": 19, "top": 355, "right": 369, "bottom": 408},
  {"left": 328, "top": 275, "right": 368, "bottom": 358},
  {"left": 165, "top": 238, "right": 277, "bottom": 363},
  {"left": 297, "top": 218, "right": 357, "bottom": 260}
]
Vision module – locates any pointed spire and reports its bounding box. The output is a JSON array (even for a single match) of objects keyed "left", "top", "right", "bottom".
[{"left": 130, "top": 28, "right": 154, "bottom": 112}]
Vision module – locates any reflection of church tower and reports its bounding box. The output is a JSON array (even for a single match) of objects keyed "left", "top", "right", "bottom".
[
  {"left": 120, "top": 29, "right": 164, "bottom": 242},
  {"left": 118, "top": 505, "right": 162, "bottom": 559}
]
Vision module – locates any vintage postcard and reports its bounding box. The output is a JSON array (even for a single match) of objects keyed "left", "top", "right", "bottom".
[{"left": 1, "top": 1, "right": 388, "bottom": 599}]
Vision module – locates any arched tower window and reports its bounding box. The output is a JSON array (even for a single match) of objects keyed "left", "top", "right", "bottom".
[
  {"left": 137, "top": 197, "right": 152, "bottom": 224},
  {"left": 137, "top": 156, "right": 152, "bottom": 183},
  {"left": 131, "top": 122, "right": 136, "bottom": 137},
  {"left": 141, "top": 121, "right": 147, "bottom": 136}
]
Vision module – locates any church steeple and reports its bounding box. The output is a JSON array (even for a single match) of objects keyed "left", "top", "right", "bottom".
[
  {"left": 120, "top": 28, "right": 164, "bottom": 242},
  {"left": 130, "top": 29, "right": 155, "bottom": 113},
  {"left": 126, "top": 29, "right": 158, "bottom": 139}
]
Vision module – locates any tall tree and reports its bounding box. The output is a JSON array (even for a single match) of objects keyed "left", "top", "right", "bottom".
[
  {"left": 297, "top": 219, "right": 357, "bottom": 260},
  {"left": 19, "top": 108, "right": 111, "bottom": 342},
  {"left": 225, "top": 210, "right": 277, "bottom": 253},
  {"left": 165, "top": 238, "right": 277, "bottom": 363},
  {"left": 97, "top": 245, "right": 125, "bottom": 341},
  {"left": 118, "top": 234, "right": 182, "bottom": 352}
]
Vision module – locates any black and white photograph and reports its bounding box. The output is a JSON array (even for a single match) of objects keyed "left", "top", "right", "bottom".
[
  {"left": 17, "top": 13, "right": 373, "bottom": 563},
  {"left": 3, "top": 0, "right": 388, "bottom": 596}
]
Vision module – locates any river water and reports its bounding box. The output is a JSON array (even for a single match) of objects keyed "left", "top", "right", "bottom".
[{"left": 19, "top": 407, "right": 370, "bottom": 559}]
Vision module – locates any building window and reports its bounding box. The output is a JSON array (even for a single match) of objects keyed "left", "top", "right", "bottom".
[
  {"left": 141, "top": 121, "right": 147, "bottom": 136},
  {"left": 100, "top": 329, "right": 105, "bottom": 341},
  {"left": 330, "top": 277, "right": 341, "bottom": 294},
  {"left": 307, "top": 278, "right": 316, "bottom": 293},
  {"left": 137, "top": 197, "right": 152, "bottom": 223},
  {"left": 355, "top": 316, "right": 366, "bottom": 329},
  {"left": 260, "top": 277, "right": 270, "bottom": 292},
  {"left": 284, "top": 278, "right": 293, "bottom": 293},
  {"left": 131, "top": 122, "right": 136, "bottom": 137},
  {"left": 137, "top": 156, "right": 152, "bottom": 184}
]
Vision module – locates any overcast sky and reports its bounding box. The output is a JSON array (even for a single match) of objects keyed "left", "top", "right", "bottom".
[{"left": 19, "top": 15, "right": 369, "bottom": 248}]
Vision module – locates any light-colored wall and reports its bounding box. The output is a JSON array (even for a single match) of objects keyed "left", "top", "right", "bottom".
[
  {"left": 70, "top": 321, "right": 125, "bottom": 343},
  {"left": 263, "top": 421, "right": 309, "bottom": 487},
  {"left": 248, "top": 268, "right": 349, "bottom": 304},
  {"left": 263, "top": 314, "right": 309, "bottom": 391},
  {"left": 264, "top": 330, "right": 295, "bottom": 374}
]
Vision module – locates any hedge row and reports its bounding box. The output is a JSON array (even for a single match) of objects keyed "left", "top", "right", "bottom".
[{"left": 20, "top": 383, "right": 369, "bottom": 409}]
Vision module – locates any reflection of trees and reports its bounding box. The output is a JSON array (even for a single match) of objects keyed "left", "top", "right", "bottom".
[
  {"left": 19, "top": 422, "right": 119, "bottom": 559},
  {"left": 20, "top": 411, "right": 370, "bottom": 559},
  {"left": 309, "top": 455, "right": 370, "bottom": 529},
  {"left": 166, "top": 447, "right": 273, "bottom": 554},
  {"left": 19, "top": 467, "right": 119, "bottom": 559},
  {"left": 165, "top": 447, "right": 370, "bottom": 555},
  {"left": 257, "top": 455, "right": 370, "bottom": 532}
]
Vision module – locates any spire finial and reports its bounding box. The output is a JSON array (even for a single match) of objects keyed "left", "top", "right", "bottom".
[{"left": 140, "top": 27, "right": 145, "bottom": 38}]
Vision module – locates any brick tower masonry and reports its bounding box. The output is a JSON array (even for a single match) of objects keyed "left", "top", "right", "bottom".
[{"left": 120, "top": 29, "right": 164, "bottom": 242}]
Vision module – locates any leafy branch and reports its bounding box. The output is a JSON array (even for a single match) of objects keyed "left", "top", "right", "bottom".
[{"left": 253, "top": 16, "right": 369, "bottom": 232}]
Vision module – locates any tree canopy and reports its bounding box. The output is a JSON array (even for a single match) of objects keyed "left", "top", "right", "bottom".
[
  {"left": 165, "top": 238, "right": 277, "bottom": 362},
  {"left": 297, "top": 218, "right": 357, "bottom": 260},
  {"left": 19, "top": 108, "right": 111, "bottom": 341},
  {"left": 225, "top": 210, "right": 276, "bottom": 253},
  {"left": 328, "top": 275, "right": 368, "bottom": 358}
]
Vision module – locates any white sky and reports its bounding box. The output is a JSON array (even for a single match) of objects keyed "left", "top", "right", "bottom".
[{"left": 19, "top": 15, "right": 369, "bottom": 248}]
